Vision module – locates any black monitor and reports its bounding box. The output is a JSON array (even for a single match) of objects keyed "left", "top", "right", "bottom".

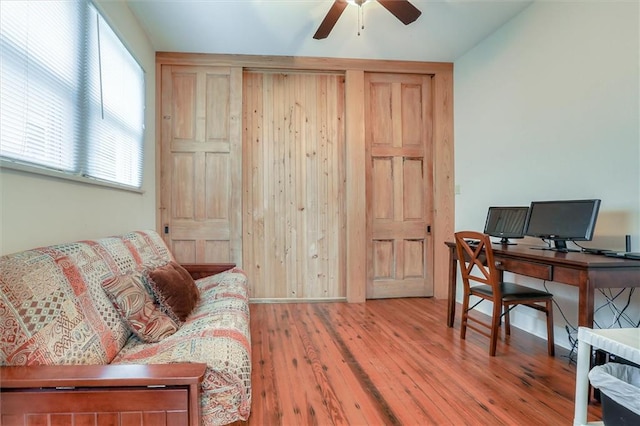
[
  {"left": 483, "top": 206, "right": 529, "bottom": 245},
  {"left": 524, "top": 199, "right": 601, "bottom": 252}
]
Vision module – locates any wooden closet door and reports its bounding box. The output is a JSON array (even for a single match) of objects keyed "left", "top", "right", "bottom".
[
  {"left": 159, "top": 65, "right": 242, "bottom": 264},
  {"left": 365, "top": 73, "right": 434, "bottom": 298},
  {"left": 243, "top": 71, "right": 346, "bottom": 300}
]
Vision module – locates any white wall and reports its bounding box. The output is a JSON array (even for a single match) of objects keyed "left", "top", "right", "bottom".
[
  {"left": 454, "top": 1, "right": 640, "bottom": 349},
  {"left": 0, "top": 1, "right": 157, "bottom": 255}
]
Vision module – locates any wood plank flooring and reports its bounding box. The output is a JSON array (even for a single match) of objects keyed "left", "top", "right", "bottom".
[{"left": 247, "top": 298, "right": 602, "bottom": 425}]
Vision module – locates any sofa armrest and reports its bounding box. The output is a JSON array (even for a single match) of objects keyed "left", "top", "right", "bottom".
[
  {"left": 0, "top": 363, "right": 206, "bottom": 389},
  {"left": 181, "top": 263, "right": 236, "bottom": 280},
  {"left": 1, "top": 363, "right": 206, "bottom": 426}
]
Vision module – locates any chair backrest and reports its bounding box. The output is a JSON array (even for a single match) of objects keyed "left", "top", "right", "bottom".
[{"left": 454, "top": 231, "right": 502, "bottom": 297}]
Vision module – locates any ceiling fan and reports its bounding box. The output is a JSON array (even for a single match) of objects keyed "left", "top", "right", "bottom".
[{"left": 313, "top": 0, "right": 422, "bottom": 40}]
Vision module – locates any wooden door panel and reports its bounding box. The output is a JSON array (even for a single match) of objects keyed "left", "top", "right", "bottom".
[
  {"left": 370, "top": 83, "right": 393, "bottom": 145},
  {"left": 172, "top": 72, "right": 197, "bottom": 140},
  {"left": 403, "top": 158, "right": 424, "bottom": 219},
  {"left": 373, "top": 240, "right": 394, "bottom": 279},
  {"left": 204, "top": 240, "right": 230, "bottom": 261},
  {"left": 243, "top": 71, "right": 346, "bottom": 299},
  {"left": 160, "top": 65, "right": 242, "bottom": 265},
  {"left": 369, "top": 275, "right": 430, "bottom": 298},
  {"left": 173, "top": 230, "right": 231, "bottom": 263},
  {"left": 172, "top": 153, "right": 196, "bottom": 219},
  {"left": 372, "top": 221, "right": 426, "bottom": 239},
  {"left": 372, "top": 158, "right": 393, "bottom": 219},
  {"left": 204, "top": 153, "right": 230, "bottom": 219},
  {"left": 171, "top": 220, "right": 230, "bottom": 240},
  {"left": 366, "top": 73, "right": 433, "bottom": 299},
  {"left": 173, "top": 240, "right": 196, "bottom": 262},
  {"left": 205, "top": 74, "right": 230, "bottom": 141},
  {"left": 172, "top": 153, "right": 230, "bottom": 221},
  {"left": 401, "top": 84, "right": 424, "bottom": 146},
  {"left": 404, "top": 239, "right": 425, "bottom": 278}
]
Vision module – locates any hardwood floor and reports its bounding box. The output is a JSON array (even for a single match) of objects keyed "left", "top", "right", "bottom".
[{"left": 247, "top": 298, "right": 602, "bottom": 425}]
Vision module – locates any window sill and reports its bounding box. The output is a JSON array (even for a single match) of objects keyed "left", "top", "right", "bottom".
[{"left": 1, "top": 160, "right": 145, "bottom": 194}]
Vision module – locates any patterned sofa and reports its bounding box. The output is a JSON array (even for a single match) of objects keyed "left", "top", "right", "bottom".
[{"left": 0, "top": 230, "right": 251, "bottom": 425}]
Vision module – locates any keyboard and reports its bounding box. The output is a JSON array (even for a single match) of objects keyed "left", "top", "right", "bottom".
[
  {"left": 604, "top": 251, "right": 640, "bottom": 260},
  {"left": 582, "top": 248, "right": 615, "bottom": 255}
]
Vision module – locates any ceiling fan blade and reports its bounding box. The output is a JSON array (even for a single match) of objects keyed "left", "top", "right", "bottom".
[
  {"left": 313, "top": 0, "right": 348, "bottom": 40},
  {"left": 377, "top": 0, "right": 422, "bottom": 25}
]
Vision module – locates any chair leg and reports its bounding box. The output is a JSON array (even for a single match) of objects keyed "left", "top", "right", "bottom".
[
  {"left": 489, "top": 300, "right": 502, "bottom": 356},
  {"left": 504, "top": 303, "right": 511, "bottom": 336},
  {"left": 546, "top": 299, "right": 555, "bottom": 356},
  {"left": 460, "top": 291, "right": 470, "bottom": 340}
]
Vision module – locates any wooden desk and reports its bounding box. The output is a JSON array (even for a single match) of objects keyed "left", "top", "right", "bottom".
[{"left": 445, "top": 242, "right": 640, "bottom": 328}]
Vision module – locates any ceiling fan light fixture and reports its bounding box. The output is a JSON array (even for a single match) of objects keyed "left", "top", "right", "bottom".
[{"left": 314, "top": 0, "right": 421, "bottom": 40}]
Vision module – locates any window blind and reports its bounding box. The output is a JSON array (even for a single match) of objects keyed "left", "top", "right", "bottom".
[{"left": 0, "top": 0, "right": 145, "bottom": 189}]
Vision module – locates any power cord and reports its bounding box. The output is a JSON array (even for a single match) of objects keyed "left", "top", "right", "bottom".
[
  {"left": 593, "top": 288, "right": 637, "bottom": 328},
  {"left": 542, "top": 281, "right": 578, "bottom": 365},
  {"left": 543, "top": 281, "right": 640, "bottom": 365},
  {"left": 540, "top": 238, "right": 552, "bottom": 249}
]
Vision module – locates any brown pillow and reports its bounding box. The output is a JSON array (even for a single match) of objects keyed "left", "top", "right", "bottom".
[
  {"left": 102, "top": 272, "right": 179, "bottom": 343},
  {"left": 147, "top": 261, "right": 200, "bottom": 322}
]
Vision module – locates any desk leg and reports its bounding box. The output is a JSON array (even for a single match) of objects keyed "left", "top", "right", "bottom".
[
  {"left": 447, "top": 247, "right": 457, "bottom": 328},
  {"left": 578, "top": 273, "right": 596, "bottom": 328},
  {"left": 573, "top": 336, "right": 591, "bottom": 426}
]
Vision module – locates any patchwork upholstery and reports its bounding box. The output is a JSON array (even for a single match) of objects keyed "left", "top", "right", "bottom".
[
  {"left": 0, "top": 230, "right": 251, "bottom": 425},
  {"left": 101, "top": 271, "right": 179, "bottom": 343},
  {"left": 0, "top": 240, "right": 145, "bottom": 365},
  {"left": 114, "top": 268, "right": 251, "bottom": 425}
]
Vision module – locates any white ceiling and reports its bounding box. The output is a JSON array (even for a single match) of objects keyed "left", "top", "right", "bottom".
[{"left": 125, "top": 0, "right": 534, "bottom": 62}]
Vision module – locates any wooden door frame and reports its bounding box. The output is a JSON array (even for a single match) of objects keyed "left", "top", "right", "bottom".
[{"left": 156, "top": 53, "right": 454, "bottom": 302}]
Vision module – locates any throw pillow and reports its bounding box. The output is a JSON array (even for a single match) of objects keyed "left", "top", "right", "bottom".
[
  {"left": 102, "top": 272, "right": 179, "bottom": 343},
  {"left": 146, "top": 261, "right": 200, "bottom": 322}
]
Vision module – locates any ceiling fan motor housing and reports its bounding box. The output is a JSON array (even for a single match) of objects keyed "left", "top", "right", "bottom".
[{"left": 313, "top": 0, "right": 422, "bottom": 40}]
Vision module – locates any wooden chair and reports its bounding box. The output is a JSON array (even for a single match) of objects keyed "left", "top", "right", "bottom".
[{"left": 455, "top": 231, "right": 555, "bottom": 357}]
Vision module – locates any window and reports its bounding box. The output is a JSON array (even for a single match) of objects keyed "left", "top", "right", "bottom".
[{"left": 0, "top": 0, "right": 145, "bottom": 190}]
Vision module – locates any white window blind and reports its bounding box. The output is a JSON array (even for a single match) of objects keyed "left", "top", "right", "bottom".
[{"left": 0, "top": 0, "right": 145, "bottom": 189}]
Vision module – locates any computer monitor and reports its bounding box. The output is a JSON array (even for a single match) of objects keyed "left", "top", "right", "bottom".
[
  {"left": 483, "top": 206, "right": 529, "bottom": 245},
  {"left": 524, "top": 199, "right": 601, "bottom": 252}
]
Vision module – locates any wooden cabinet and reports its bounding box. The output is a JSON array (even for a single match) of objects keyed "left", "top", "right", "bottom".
[
  {"left": 2, "top": 389, "right": 190, "bottom": 426},
  {"left": 157, "top": 53, "right": 454, "bottom": 302},
  {"left": 1, "top": 363, "right": 206, "bottom": 426}
]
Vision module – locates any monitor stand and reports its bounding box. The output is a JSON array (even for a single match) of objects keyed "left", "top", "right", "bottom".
[
  {"left": 530, "top": 239, "right": 580, "bottom": 252},
  {"left": 495, "top": 237, "right": 517, "bottom": 245}
]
